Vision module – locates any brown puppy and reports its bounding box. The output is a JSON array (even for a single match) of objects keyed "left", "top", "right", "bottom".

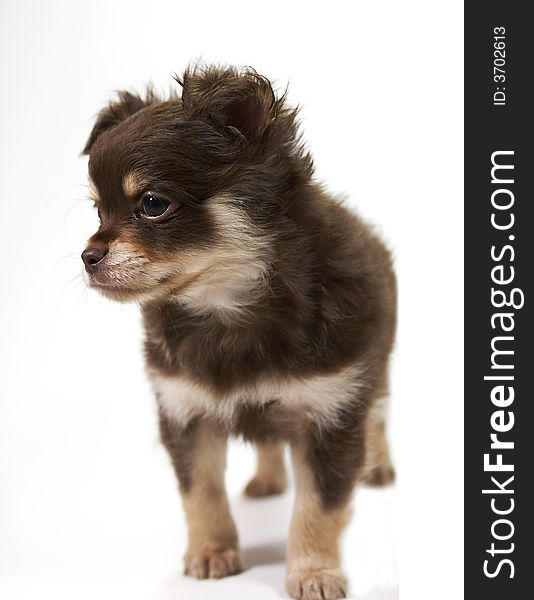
[{"left": 82, "top": 64, "right": 396, "bottom": 600}]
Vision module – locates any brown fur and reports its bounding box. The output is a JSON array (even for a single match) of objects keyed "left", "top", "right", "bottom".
[{"left": 82, "top": 63, "right": 396, "bottom": 600}]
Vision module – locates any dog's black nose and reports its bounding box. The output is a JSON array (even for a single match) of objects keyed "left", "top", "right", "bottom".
[{"left": 82, "top": 246, "right": 108, "bottom": 273}]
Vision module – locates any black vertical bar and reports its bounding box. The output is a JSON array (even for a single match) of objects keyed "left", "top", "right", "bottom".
[{"left": 465, "top": 2, "right": 533, "bottom": 597}]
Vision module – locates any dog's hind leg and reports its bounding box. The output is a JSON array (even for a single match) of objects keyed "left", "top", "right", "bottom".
[
  {"left": 362, "top": 395, "right": 395, "bottom": 487},
  {"left": 244, "top": 440, "right": 287, "bottom": 498}
]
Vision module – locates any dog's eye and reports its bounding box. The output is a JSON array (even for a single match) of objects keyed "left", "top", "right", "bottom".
[{"left": 141, "top": 193, "right": 170, "bottom": 218}]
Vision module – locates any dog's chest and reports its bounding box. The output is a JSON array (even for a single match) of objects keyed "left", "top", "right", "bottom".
[
  {"left": 149, "top": 365, "right": 364, "bottom": 437},
  {"left": 144, "top": 305, "right": 366, "bottom": 436}
]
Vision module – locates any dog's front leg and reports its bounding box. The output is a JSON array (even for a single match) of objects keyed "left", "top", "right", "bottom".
[
  {"left": 286, "top": 409, "right": 367, "bottom": 600},
  {"left": 159, "top": 411, "right": 241, "bottom": 579}
]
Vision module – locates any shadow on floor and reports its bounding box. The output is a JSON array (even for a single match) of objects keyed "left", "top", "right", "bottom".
[{"left": 242, "top": 541, "right": 286, "bottom": 569}]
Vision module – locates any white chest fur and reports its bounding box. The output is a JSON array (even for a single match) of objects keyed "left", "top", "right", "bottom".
[{"left": 150, "top": 364, "right": 366, "bottom": 431}]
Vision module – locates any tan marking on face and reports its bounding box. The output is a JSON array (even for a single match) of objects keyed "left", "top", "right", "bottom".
[
  {"left": 108, "top": 239, "right": 142, "bottom": 255},
  {"left": 85, "top": 239, "right": 175, "bottom": 303},
  {"left": 87, "top": 192, "right": 273, "bottom": 311},
  {"left": 122, "top": 170, "right": 147, "bottom": 197}
]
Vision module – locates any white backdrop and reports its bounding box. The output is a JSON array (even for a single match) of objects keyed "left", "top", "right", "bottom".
[{"left": 0, "top": 1, "right": 463, "bottom": 599}]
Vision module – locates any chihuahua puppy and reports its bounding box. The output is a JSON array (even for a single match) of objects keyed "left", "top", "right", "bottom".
[{"left": 82, "top": 64, "right": 396, "bottom": 600}]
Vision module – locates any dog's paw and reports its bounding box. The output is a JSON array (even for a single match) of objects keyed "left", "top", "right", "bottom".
[
  {"left": 363, "top": 463, "right": 396, "bottom": 487},
  {"left": 184, "top": 547, "right": 241, "bottom": 579},
  {"left": 244, "top": 473, "right": 287, "bottom": 497},
  {"left": 286, "top": 568, "right": 347, "bottom": 600}
]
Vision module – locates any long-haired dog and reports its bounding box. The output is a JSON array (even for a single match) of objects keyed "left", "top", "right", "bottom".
[{"left": 82, "top": 64, "right": 396, "bottom": 600}]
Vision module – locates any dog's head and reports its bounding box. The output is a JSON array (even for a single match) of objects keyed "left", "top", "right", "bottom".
[{"left": 81, "top": 65, "right": 312, "bottom": 309}]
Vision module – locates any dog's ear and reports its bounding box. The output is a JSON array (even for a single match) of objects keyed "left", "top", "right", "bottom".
[
  {"left": 82, "top": 90, "right": 156, "bottom": 154},
  {"left": 179, "top": 65, "right": 277, "bottom": 140}
]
